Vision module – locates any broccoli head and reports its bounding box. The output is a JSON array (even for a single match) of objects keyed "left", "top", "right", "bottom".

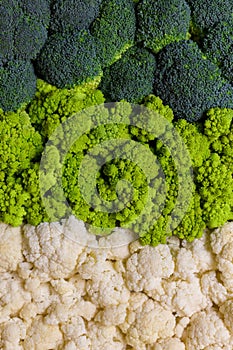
[
  {"left": 50, "top": 0, "right": 102, "bottom": 34},
  {"left": 91, "top": 0, "right": 136, "bottom": 67},
  {"left": 0, "top": 60, "right": 37, "bottom": 112},
  {"left": 100, "top": 46, "right": 156, "bottom": 103},
  {"left": 187, "top": 0, "right": 233, "bottom": 39},
  {"left": 0, "top": 0, "right": 50, "bottom": 61},
  {"left": 202, "top": 21, "right": 233, "bottom": 82},
  {"left": 136, "top": 0, "right": 191, "bottom": 53},
  {"left": 154, "top": 40, "right": 233, "bottom": 122},
  {"left": 35, "top": 30, "right": 102, "bottom": 89}
]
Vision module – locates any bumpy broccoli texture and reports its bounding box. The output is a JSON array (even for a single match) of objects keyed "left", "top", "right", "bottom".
[
  {"left": 0, "top": 60, "right": 37, "bottom": 112},
  {"left": 136, "top": 0, "right": 191, "bottom": 53},
  {"left": 0, "top": 0, "right": 50, "bottom": 61},
  {"left": 49, "top": 0, "right": 102, "bottom": 34},
  {"left": 35, "top": 30, "right": 102, "bottom": 88},
  {"left": 154, "top": 40, "right": 233, "bottom": 122},
  {"left": 91, "top": 0, "right": 136, "bottom": 67},
  {"left": 100, "top": 46, "right": 156, "bottom": 103},
  {"left": 187, "top": 0, "right": 233, "bottom": 38},
  {"left": 202, "top": 21, "right": 233, "bottom": 82}
]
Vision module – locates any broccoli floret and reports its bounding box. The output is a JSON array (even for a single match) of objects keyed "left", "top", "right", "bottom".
[
  {"left": 0, "top": 0, "right": 50, "bottom": 61},
  {"left": 50, "top": 0, "right": 102, "bottom": 34},
  {"left": 202, "top": 21, "right": 233, "bottom": 82},
  {"left": 136, "top": 0, "right": 191, "bottom": 53},
  {"left": 100, "top": 46, "right": 156, "bottom": 103},
  {"left": 154, "top": 40, "right": 233, "bottom": 122},
  {"left": 0, "top": 60, "right": 37, "bottom": 112},
  {"left": 35, "top": 30, "right": 102, "bottom": 89},
  {"left": 27, "top": 79, "right": 105, "bottom": 140},
  {"left": 187, "top": 0, "right": 233, "bottom": 39},
  {"left": 204, "top": 108, "right": 233, "bottom": 142},
  {"left": 91, "top": 0, "right": 136, "bottom": 67}
]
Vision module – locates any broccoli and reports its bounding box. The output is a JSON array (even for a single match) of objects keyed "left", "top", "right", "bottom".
[
  {"left": 0, "top": 109, "right": 43, "bottom": 226},
  {"left": 100, "top": 46, "right": 156, "bottom": 103},
  {"left": 154, "top": 40, "right": 233, "bottom": 122},
  {"left": 49, "top": 0, "right": 102, "bottom": 34},
  {"left": 91, "top": 0, "right": 136, "bottom": 67},
  {"left": 0, "top": 0, "right": 50, "bottom": 61},
  {"left": 0, "top": 60, "right": 37, "bottom": 112},
  {"left": 34, "top": 30, "right": 102, "bottom": 89},
  {"left": 202, "top": 21, "right": 233, "bottom": 83},
  {"left": 136, "top": 0, "right": 191, "bottom": 53},
  {"left": 186, "top": 0, "right": 233, "bottom": 39}
]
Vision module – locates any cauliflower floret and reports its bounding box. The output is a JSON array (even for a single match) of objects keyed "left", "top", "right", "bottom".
[
  {"left": 95, "top": 304, "right": 128, "bottom": 326},
  {"left": 210, "top": 222, "right": 233, "bottom": 255},
  {"left": 61, "top": 316, "right": 90, "bottom": 349},
  {"left": 183, "top": 230, "right": 216, "bottom": 273},
  {"left": 120, "top": 294, "right": 175, "bottom": 350},
  {"left": 0, "top": 317, "right": 27, "bottom": 350},
  {"left": 172, "top": 277, "right": 209, "bottom": 317},
  {"left": 211, "top": 223, "right": 233, "bottom": 292},
  {"left": 220, "top": 299, "right": 233, "bottom": 332},
  {"left": 0, "top": 224, "right": 23, "bottom": 272},
  {"left": 125, "top": 244, "right": 174, "bottom": 292},
  {"left": 151, "top": 337, "right": 185, "bottom": 350},
  {"left": 174, "top": 248, "right": 198, "bottom": 280},
  {"left": 183, "top": 309, "right": 230, "bottom": 350},
  {"left": 0, "top": 273, "right": 31, "bottom": 323},
  {"left": 201, "top": 271, "right": 228, "bottom": 306},
  {"left": 23, "top": 316, "right": 63, "bottom": 350},
  {"left": 87, "top": 322, "right": 125, "bottom": 350},
  {"left": 78, "top": 250, "right": 130, "bottom": 307},
  {"left": 22, "top": 220, "right": 84, "bottom": 280}
]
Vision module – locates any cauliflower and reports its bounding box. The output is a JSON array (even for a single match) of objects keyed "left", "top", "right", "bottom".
[
  {"left": 125, "top": 244, "right": 174, "bottom": 292},
  {"left": 0, "top": 220, "right": 233, "bottom": 348},
  {"left": 0, "top": 224, "right": 23, "bottom": 272},
  {"left": 183, "top": 309, "right": 231, "bottom": 349},
  {"left": 22, "top": 220, "right": 84, "bottom": 280}
]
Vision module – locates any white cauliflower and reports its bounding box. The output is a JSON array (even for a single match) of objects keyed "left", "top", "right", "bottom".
[
  {"left": 1, "top": 219, "right": 233, "bottom": 349},
  {"left": 151, "top": 337, "right": 185, "bottom": 350},
  {"left": 120, "top": 294, "right": 176, "bottom": 350},
  {"left": 0, "top": 224, "right": 23, "bottom": 272},
  {"left": 125, "top": 244, "right": 174, "bottom": 292},
  {"left": 23, "top": 316, "right": 63, "bottom": 350},
  {"left": 22, "top": 220, "right": 84, "bottom": 280},
  {"left": 183, "top": 309, "right": 231, "bottom": 349},
  {"left": 210, "top": 222, "right": 233, "bottom": 292}
]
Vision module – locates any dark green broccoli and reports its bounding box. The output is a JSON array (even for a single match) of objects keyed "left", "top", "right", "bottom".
[
  {"left": 0, "top": 60, "right": 37, "bottom": 112},
  {"left": 100, "top": 46, "right": 156, "bottom": 103},
  {"left": 91, "top": 0, "right": 136, "bottom": 67},
  {"left": 49, "top": 0, "right": 102, "bottom": 34},
  {"left": 154, "top": 40, "right": 233, "bottom": 122},
  {"left": 202, "top": 21, "right": 233, "bottom": 83},
  {"left": 34, "top": 30, "right": 102, "bottom": 89},
  {"left": 0, "top": 0, "right": 50, "bottom": 61},
  {"left": 186, "top": 0, "right": 233, "bottom": 39},
  {"left": 136, "top": 0, "right": 191, "bottom": 53}
]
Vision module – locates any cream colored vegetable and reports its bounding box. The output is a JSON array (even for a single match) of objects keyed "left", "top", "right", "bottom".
[{"left": 0, "top": 217, "right": 233, "bottom": 349}]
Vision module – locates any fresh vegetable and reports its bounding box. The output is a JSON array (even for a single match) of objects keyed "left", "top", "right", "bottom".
[
  {"left": 136, "top": 0, "right": 191, "bottom": 53},
  {"left": 0, "top": 218, "right": 233, "bottom": 349}
]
